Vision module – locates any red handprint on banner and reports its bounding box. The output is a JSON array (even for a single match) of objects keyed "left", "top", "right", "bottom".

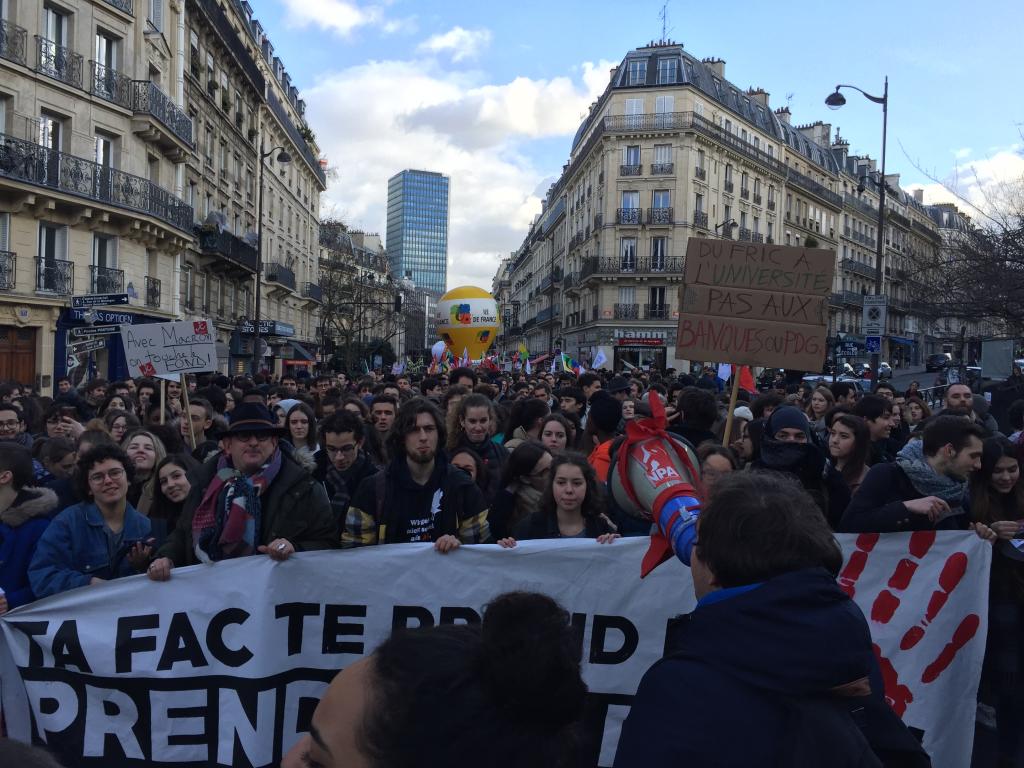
[
  {"left": 838, "top": 531, "right": 981, "bottom": 716},
  {"left": 138, "top": 361, "right": 157, "bottom": 377}
]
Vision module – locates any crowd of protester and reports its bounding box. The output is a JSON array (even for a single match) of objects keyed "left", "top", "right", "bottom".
[{"left": 0, "top": 362, "right": 1021, "bottom": 766}]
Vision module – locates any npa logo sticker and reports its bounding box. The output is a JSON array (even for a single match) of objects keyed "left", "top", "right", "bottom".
[{"left": 638, "top": 442, "right": 681, "bottom": 488}]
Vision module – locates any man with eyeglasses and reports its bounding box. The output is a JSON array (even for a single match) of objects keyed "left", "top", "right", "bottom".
[
  {"left": 0, "top": 403, "right": 32, "bottom": 448},
  {"left": 147, "top": 402, "right": 335, "bottom": 580},
  {"left": 316, "top": 411, "right": 379, "bottom": 528}
]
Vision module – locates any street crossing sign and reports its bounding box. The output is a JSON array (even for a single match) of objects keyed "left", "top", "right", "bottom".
[
  {"left": 72, "top": 293, "right": 129, "bottom": 309},
  {"left": 862, "top": 296, "right": 888, "bottom": 336}
]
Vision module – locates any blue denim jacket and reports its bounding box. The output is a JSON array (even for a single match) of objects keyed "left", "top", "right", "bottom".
[{"left": 28, "top": 501, "right": 151, "bottom": 599}]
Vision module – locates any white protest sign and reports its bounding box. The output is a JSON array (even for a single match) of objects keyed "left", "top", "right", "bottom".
[
  {"left": 0, "top": 534, "right": 989, "bottom": 768},
  {"left": 119, "top": 319, "right": 216, "bottom": 380}
]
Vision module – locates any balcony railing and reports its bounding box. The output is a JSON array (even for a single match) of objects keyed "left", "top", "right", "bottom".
[
  {"left": 198, "top": 228, "right": 258, "bottom": 272},
  {"left": 614, "top": 303, "right": 640, "bottom": 320},
  {"left": 724, "top": 180, "right": 734, "bottom": 193},
  {"left": 788, "top": 168, "right": 843, "bottom": 208},
  {"left": 36, "top": 257, "right": 73, "bottom": 294},
  {"left": 0, "top": 131, "right": 193, "bottom": 232},
  {"left": 753, "top": 193, "right": 762, "bottom": 205},
  {"left": 620, "top": 164, "right": 642, "bottom": 176},
  {"left": 145, "top": 275, "right": 161, "bottom": 307},
  {"left": 647, "top": 206, "right": 673, "bottom": 225},
  {"left": 768, "top": 199, "right": 776, "bottom": 211},
  {"left": 91, "top": 62, "right": 132, "bottom": 109},
  {"left": 617, "top": 207, "right": 642, "bottom": 225},
  {"left": 0, "top": 251, "right": 15, "bottom": 290},
  {"left": 604, "top": 113, "right": 688, "bottom": 132},
  {"left": 693, "top": 211, "right": 709, "bottom": 228},
  {"left": 0, "top": 20, "right": 29, "bottom": 66},
  {"left": 651, "top": 162, "right": 674, "bottom": 174},
  {"left": 266, "top": 262, "right": 297, "bottom": 291},
  {"left": 694, "top": 166, "right": 706, "bottom": 180},
  {"left": 90, "top": 264, "right": 124, "bottom": 294},
  {"left": 740, "top": 187, "right": 750, "bottom": 200},
  {"left": 303, "top": 282, "right": 323, "bottom": 303},
  {"left": 581, "top": 256, "right": 682, "bottom": 278},
  {"left": 132, "top": 80, "right": 194, "bottom": 147},
  {"left": 752, "top": 232, "right": 764, "bottom": 243},
  {"left": 842, "top": 291, "right": 865, "bottom": 307},
  {"left": 645, "top": 303, "right": 671, "bottom": 320},
  {"left": 738, "top": 228, "right": 752, "bottom": 242},
  {"left": 594, "top": 212, "right": 603, "bottom": 228},
  {"left": 841, "top": 257, "right": 876, "bottom": 280},
  {"left": 35, "top": 37, "right": 83, "bottom": 89},
  {"left": 103, "top": 0, "right": 133, "bottom": 13}
]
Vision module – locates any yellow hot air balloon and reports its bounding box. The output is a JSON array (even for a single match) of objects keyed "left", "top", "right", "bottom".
[{"left": 436, "top": 286, "right": 499, "bottom": 361}]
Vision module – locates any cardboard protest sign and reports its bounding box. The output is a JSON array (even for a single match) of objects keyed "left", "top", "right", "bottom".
[
  {"left": 0, "top": 535, "right": 988, "bottom": 768},
  {"left": 119, "top": 319, "right": 217, "bottom": 380},
  {"left": 678, "top": 239, "right": 836, "bottom": 370}
]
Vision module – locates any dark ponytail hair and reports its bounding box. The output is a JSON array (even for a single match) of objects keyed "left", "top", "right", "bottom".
[{"left": 361, "top": 591, "right": 586, "bottom": 766}]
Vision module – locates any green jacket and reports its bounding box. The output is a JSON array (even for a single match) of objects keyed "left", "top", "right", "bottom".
[{"left": 156, "top": 451, "right": 336, "bottom": 566}]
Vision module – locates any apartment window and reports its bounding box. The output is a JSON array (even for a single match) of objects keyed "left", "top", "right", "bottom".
[
  {"left": 189, "top": 31, "right": 199, "bottom": 70},
  {"left": 624, "top": 98, "right": 643, "bottom": 129},
  {"left": 623, "top": 145, "right": 640, "bottom": 166},
  {"left": 180, "top": 265, "right": 193, "bottom": 307},
  {"left": 753, "top": 137, "right": 760, "bottom": 151},
  {"left": 627, "top": 59, "right": 646, "bottom": 85},
  {"left": 220, "top": 141, "right": 228, "bottom": 172},
  {"left": 620, "top": 238, "right": 637, "bottom": 271},
  {"left": 768, "top": 185, "right": 776, "bottom": 205},
  {"left": 724, "top": 164, "right": 733, "bottom": 184},
  {"left": 92, "top": 234, "right": 117, "bottom": 268},
  {"left": 754, "top": 178, "right": 761, "bottom": 198},
  {"left": 0, "top": 213, "right": 8, "bottom": 251},
  {"left": 767, "top": 222, "right": 773, "bottom": 242},
  {"left": 753, "top": 216, "right": 760, "bottom": 235},
  {"left": 724, "top": 119, "right": 732, "bottom": 134},
  {"left": 204, "top": 127, "right": 213, "bottom": 164},
  {"left": 618, "top": 285, "right": 636, "bottom": 306},
  {"left": 696, "top": 149, "right": 705, "bottom": 171},
  {"left": 653, "top": 190, "right": 671, "bottom": 209},
  {"left": 621, "top": 190, "right": 639, "bottom": 211},
  {"left": 653, "top": 144, "right": 671, "bottom": 165},
  {"left": 651, "top": 236, "right": 667, "bottom": 270},
  {"left": 654, "top": 95, "right": 674, "bottom": 125},
  {"left": 694, "top": 193, "right": 704, "bottom": 213},
  {"left": 767, "top": 145, "right": 774, "bottom": 159},
  {"left": 204, "top": 193, "right": 211, "bottom": 218},
  {"left": 741, "top": 172, "right": 748, "bottom": 191},
  {"left": 649, "top": 285, "right": 666, "bottom": 310},
  {"left": 694, "top": 100, "right": 704, "bottom": 117},
  {"left": 724, "top": 205, "right": 732, "bottom": 227},
  {"left": 741, "top": 129, "right": 748, "bottom": 143},
  {"left": 148, "top": 0, "right": 163, "bottom": 31},
  {"left": 205, "top": 52, "right": 214, "bottom": 87},
  {"left": 657, "top": 58, "right": 677, "bottom": 84},
  {"left": 94, "top": 133, "right": 113, "bottom": 167},
  {"left": 786, "top": 193, "right": 793, "bottom": 215},
  {"left": 38, "top": 221, "right": 68, "bottom": 291},
  {"left": 38, "top": 112, "right": 62, "bottom": 152}
]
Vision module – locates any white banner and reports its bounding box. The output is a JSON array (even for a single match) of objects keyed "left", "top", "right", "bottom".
[
  {"left": 119, "top": 319, "right": 217, "bottom": 380},
  {"left": 0, "top": 534, "right": 989, "bottom": 768}
]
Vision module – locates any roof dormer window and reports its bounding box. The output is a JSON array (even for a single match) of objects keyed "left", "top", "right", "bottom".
[
  {"left": 627, "top": 60, "right": 647, "bottom": 85},
  {"left": 657, "top": 58, "right": 677, "bottom": 84}
]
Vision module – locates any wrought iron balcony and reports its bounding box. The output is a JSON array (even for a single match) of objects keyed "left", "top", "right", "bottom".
[
  {"left": 740, "top": 187, "right": 750, "bottom": 200},
  {"left": 198, "top": 228, "right": 258, "bottom": 272},
  {"left": 0, "top": 251, "right": 15, "bottom": 290},
  {"left": 768, "top": 199, "right": 776, "bottom": 211},
  {"left": 842, "top": 291, "right": 865, "bottom": 307},
  {"left": 303, "top": 282, "right": 323, "bottom": 303},
  {"left": 829, "top": 292, "right": 844, "bottom": 308},
  {"left": 0, "top": 131, "right": 193, "bottom": 232},
  {"left": 36, "top": 257, "right": 73, "bottom": 294},
  {"left": 650, "top": 255, "right": 682, "bottom": 272},
  {"left": 694, "top": 166, "right": 706, "bottom": 180},
  {"left": 604, "top": 112, "right": 687, "bottom": 132},
  {"left": 841, "top": 257, "right": 876, "bottom": 279},
  {"left": 91, "top": 62, "right": 132, "bottom": 109},
  {"left": 620, "top": 164, "right": 642, "bottom": 176},
  {"left": 724, "top": 180, "right": 734, "bottom": 193},
  {"left": 787, "top": 168, "right": 843, "bottom": 208},
  {"left": 752, "top": 232, "right": 764, "bottom": 243},
  {"left": 145, "top": 275, "right": 161, "bottom": 307},
  {"left": 90, "top": 264, "right": 124, "bottom": 294},
  {"left": 648, "top": 206, "right": 673, "bottom": 225},
  {"left": 594, "top": 212, "right": 603, "bottom": 228},
  {"left": 265, "top": 262, "right": 297, "bottom": 291},
  {"left": 651, "top": 162, "right": 674, "bottom": 174},
  {"left": 645, "top": 303, "right": 670, "bottom": 320},
  {"left": 103, "top": 0, "right": 133, "bottom": 13},
  {"left": 35, "top": 37, "right": 83, "bottom": 89},
  {"left": 0, "top": 20, "right": 28, "bottom": 66},
  {"left": 617, "top": 207, "right": 642, "bottom": 225},
  {"left": 614, "top": 303, "right": 640, "bottom": 320},
  {"left": 738, "top": 228, "right": 752, "bottom": 242},
  {"left": 753, "top": 194, "right": 762, "bottom": 205},
  {"left": 693, "top": 211, "right": 709, "bottom": 229},
  {"left": 132, "top": 80, "right": 194, "bottom": 151},
  {"left": 844, "top": 225, "right": 852, "bottom": 237}
]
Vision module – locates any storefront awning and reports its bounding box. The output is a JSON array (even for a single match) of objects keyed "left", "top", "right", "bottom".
[
  {"left": 889, "top": 336, "right": 915, "bottom": 347},
  {"left": 289, "top": 341, "right": 315, "bottom": 361}
]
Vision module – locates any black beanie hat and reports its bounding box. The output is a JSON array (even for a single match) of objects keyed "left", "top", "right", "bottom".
[{"left": 588, "top": 392, "right": 623, "bottom": 433}]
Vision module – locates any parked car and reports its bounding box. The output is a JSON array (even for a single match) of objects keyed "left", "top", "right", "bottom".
[
  {"left": 878, "top": 362, "right": 893, "bottom": 380},
  {"left": 926, "top": 353, "right": 951, "bottom": 372}
]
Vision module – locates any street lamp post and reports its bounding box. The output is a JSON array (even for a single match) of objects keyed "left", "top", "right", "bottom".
[
  {"left": 252, "top": 137, "right": 291, "bottom": 377},
  {"left": 715, "top": 218, "right": 738, "bottom": 238},
  {"left": 826, "top": 76, "right": 888, "bottom": 385}
]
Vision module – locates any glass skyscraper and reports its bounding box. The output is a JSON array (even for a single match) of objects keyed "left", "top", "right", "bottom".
[{"left": 386, "top": 170, "right": 450, "bottom": 297}]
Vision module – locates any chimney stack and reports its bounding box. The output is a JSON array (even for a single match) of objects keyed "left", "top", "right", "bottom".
[
  {"left": 774, "top": 106, "right": 791, "bottom": 125},
  {"left": 913, "top": 189, "right": 924, "bottom": 204},
  {"left": 701, "top": 57, "right": 725, "bottom": 78},
  {"left": 747, "top": 88, "right": 770, "bottom": 107}
]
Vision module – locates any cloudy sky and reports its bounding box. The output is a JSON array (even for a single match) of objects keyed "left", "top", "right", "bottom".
[{"left": 257, "top": 0, "right": 1024, "bottom": 288}]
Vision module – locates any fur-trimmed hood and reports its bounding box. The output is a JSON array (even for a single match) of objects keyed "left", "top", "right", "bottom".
[{"left": 0, "top": 487, "right": 59, "bottom": 527}]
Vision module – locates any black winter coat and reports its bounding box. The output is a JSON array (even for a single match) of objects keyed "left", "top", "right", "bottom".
[{"left": 839, "top": 462, "right": 970, "bottom": 533}]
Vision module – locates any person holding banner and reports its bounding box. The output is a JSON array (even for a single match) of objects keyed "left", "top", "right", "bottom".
[
  {"left": 614, "top": 471, "right": 931, "bottom": 768},
  {"left": 28, "top": 444, "right": 153, "bottom": 598},
  {"left": 147, "top": 403, "right": 335, "bottom": 579}
]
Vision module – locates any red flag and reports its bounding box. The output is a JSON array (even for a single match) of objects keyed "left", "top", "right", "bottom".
[{"left": 737, "top": 365, "right": 756, "bottom": 393}]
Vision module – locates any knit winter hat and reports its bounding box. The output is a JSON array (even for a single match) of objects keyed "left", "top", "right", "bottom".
[
  {"left": 766, "top": 405, "right": 811, "bottom": 438},
  {"left": 588, "top": 392, "right": 623, "bottom": 433}
]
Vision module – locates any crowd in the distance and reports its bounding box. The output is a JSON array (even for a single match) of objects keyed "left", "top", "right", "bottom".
[{"left": 0, "top": 363, "right": 1022, "bottom": 765}]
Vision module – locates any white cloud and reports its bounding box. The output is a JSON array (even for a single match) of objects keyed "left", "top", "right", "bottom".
[
  {"left": 279, "top": 0, "right": 382, "bottom": 36},
  {"left": 416, "top": 26, "right": 492, "bottom": 62},
  {"left": 953, "top": 147, "right": 972, "bottom": 160},
  {"left": 906, "top": 147, "right": 1024, "bottom": 222},
  {"left": 305, "top": 56, "right": 615, "bottom": 289}
]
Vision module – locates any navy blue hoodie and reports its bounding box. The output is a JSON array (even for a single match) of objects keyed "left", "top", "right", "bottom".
[{"left": 614, "top": 568, "right": 929, "bottom": 767}]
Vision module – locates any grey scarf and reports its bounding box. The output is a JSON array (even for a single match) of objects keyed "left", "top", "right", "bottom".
[{"left": 895, "top": 440, "right": 967, "bottom": 519}]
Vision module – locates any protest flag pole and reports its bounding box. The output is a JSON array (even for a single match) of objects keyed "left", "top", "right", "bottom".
[
  {"left": 721, "top": 369, "right": 741, "bottom": 445},
  {"left": 181, "top": 374, "right": 196, "bottom": 450},
  {"left": 159, "top": 380, "right": 166, "bottom": 425}
]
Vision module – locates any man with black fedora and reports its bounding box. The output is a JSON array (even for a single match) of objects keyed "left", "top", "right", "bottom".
[{"left": 147, "top": 402, "right": 335, "bottom": 579}]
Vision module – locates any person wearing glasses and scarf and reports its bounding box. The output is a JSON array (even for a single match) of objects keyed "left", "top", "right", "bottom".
[{"left": 147, "top": 403, "right": 335, "bottom": 581}]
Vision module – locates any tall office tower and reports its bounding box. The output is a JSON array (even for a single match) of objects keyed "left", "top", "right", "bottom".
[{"left": 385, "top": 170, "right": 450, "bottom": 296}]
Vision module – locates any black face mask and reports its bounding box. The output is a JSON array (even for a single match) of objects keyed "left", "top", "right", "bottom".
[{"left": 759, "top": 437, "right": 824, "bottom": 477}]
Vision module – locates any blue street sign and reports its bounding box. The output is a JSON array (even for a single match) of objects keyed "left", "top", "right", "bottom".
[{"left": 865, "top": 335, "right": 881, "bottom": 353}]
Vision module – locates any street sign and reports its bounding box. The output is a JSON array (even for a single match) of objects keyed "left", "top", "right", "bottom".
[
  {"left": 69, "top": 325, "right": 119, "bottom": 339},
  {"left": 72, "top": 293, "right": 129, "bottom": 309},
  {"left": 865, "top": 335, "right": 882, "bottom": 354},
  {"left": 862, "top": 296, "right": 888, "bottom": 337},
  {"left": 69, "top": 338, "right": 107, "bottom": 354},
  {"left": 838, "top": 343, "right": 861, "bottom": 357}
]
